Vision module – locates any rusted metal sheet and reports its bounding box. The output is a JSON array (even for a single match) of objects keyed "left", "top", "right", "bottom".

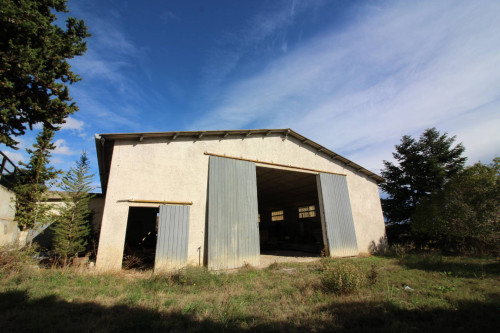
[
  {"left": 207, "top": 156, "right": 260, "bottom": 270},
  {"left": 154, "top": 204, "right": 190, "bottom": 272},
  {"left": 317, "top": 173, "right": 359, "bottom": 257}
]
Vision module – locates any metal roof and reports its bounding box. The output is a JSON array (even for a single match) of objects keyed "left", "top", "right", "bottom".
[{"left": 95, "top": 128, "right": 384, "bottom": 193}]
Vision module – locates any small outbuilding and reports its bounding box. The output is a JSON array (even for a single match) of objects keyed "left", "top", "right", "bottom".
[{"left": 95, "top": 129, "right": 385, "bottom": 271}]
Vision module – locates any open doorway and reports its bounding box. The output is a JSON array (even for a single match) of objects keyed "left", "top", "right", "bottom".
[
  {"left": 122, "top": 207, "right": 159, "bottom": 269},
  {"left": 256, "top": 166, "right": 324, "bottom": 260}
]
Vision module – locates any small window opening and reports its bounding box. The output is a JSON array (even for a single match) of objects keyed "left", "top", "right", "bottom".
[
  {"left": 271, "top": 210, "right": 284, "bottom": 221},
  {"left": 298, "top": 205, "right": 316, "bottom": 219}
]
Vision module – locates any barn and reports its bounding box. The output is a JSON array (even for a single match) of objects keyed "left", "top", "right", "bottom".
[{"left": 94, "top": 129, "right": 385, "bottom": 271}]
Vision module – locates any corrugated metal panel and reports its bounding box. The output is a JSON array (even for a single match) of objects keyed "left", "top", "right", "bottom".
[
  {"left": 317, "top": 173, "right": 359, "bottom": 257},
  {"left": 154, "top": 204, "right": 190, "bottom": 272},
  {"left": 207, "top": 156, "right": 260, "bottom": 270}
]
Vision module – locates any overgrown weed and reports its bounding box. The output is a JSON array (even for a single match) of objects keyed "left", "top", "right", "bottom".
[
  {"left": 320, "top": 259, "right": 366, "bottom": 295},
  {"left": 0, "top": 244, "right": 38, "bottom": 277},
  {"left": 367, "top": 264, "right": 378, "bottom": 286}
]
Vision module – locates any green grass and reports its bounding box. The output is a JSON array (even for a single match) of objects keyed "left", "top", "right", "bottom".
[{"left": 0, "top": 255, "right": 499, "bottom": 332}]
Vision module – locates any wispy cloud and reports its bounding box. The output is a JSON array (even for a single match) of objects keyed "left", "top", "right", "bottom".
[
  {"left": 194, "top": 0, "right": 500, "bottom": 171},
  {"left": 201, "top": 0, "right": 325, "bottom": 98},
  {"left": 60, "top": 116, "right": 88, "bottom": 140},
  {"left": 61, "top": 117, "right": 84, "bottom": 132},
  {"left": 3, "top": 151, "right": 26, "bottom": 165},
  {"left": 53, "top": 139, "right": 77, "bottom": 156},
  {"left": 160, "top": 10, "right": 179, "bottom": 24},
  {"left": 68, "top": 2, "right": 165, "bottom": 135}
]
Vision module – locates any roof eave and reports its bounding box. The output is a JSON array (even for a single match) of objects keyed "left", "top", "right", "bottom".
[{"left": 94, "top": 128, "right": 385, "bottom": 186}]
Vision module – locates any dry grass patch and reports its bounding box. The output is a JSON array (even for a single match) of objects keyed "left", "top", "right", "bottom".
[{"left": 0, "top": 254, "right": 498, "bottom": 332}]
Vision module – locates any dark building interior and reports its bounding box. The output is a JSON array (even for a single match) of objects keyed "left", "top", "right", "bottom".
[{"left": 256, "top": 166, "right": 324, "bottom": 256}]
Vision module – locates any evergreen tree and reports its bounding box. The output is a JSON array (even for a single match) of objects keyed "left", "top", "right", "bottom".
[
  {"left": 0, "top": 0, "right": 90, "bottom": 148},
  {"left": 14, "top": 125, "right": 60, "bottom": 247},
  {"left": 380, "top": 128, "right": 466, "bottom": 225},
  {"left": 52, "top": 151, "right": 94, "bottom": 266},
  {"left": 412, "top": 158, "right": 500, "bottom": 254}
]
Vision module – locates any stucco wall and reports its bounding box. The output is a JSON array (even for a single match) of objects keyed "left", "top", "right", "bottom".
[
  {"left": 0, "top": 185, "right": 18, "bottom": 246},
  {"left": 96, "top": 134, "right": 385, "bottom": 270}
]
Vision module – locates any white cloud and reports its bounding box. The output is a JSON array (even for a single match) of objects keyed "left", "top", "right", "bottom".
[
  {"left": 53, "top": 139, "right": 77, "bottom": 156},
  {"left": 59, "top": 116, "right": 89, "bottom": 140},
  {"left": 194, "top": 0, "right": 500, "bottom": 172},
  {"left": 2, "top": 151, "right": 26, "bottom": 165}
]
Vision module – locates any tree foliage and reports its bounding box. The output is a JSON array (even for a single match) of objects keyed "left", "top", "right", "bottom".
[
  {"left": 52, "top": 151, "right": 94, "bottom": 266},
  {"left": 412, "top": 158, "right": 500, "bottom": 254},
  {"left": 380, "top": 128, "right": 466, "bottom": 225},
  {"left": 14, "top": 125, "right": 60, "bottom": 247},
  {"left": 0, "top": 0, "right": 90, "bottom": 148}
]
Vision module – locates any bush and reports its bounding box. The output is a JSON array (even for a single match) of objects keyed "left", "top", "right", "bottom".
[
  {"left": 320, "top": 260, "right": 365, "bottom": 295},
  {"left": 412, "top": 159, "right": 500, "bottom": 255},
  {"left": 0, "top": 245, "right": 38, "bottom": 275}
]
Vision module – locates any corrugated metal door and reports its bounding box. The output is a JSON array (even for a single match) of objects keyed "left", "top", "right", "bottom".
[
  {"left": 155, "top": 204, "right": 190, "bottom": 272},
  {"left": 207, "top": 156, "right": 260, "bottom": 270},
  {"left": 317, "top": 173, "right": 359, "bottom": 257}
]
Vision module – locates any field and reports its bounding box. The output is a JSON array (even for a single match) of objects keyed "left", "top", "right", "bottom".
[{"left": 0, "top": 254, "right": 499, "bottom": 332}]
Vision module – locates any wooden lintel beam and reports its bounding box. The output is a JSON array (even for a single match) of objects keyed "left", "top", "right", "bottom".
[
  {"left": 128, "top": 199, "right": 192, "bottom": 205},
  {"left": 204, "top": 152, "right": 347, "bottom": 176}
]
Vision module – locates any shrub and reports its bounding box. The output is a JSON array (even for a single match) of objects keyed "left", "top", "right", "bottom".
[
  {"left": 412, "top": 158, "right": 500, "bottom": 255},
  {"left": 320, "top": 260, "right": 365, "bottom": 295},
  {"left": 0, "top": 245, "right": 38, "bottom": 275}
]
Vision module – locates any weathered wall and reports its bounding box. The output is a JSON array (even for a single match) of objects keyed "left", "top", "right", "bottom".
[
  {"left": 0, "top": 184, "right": 18, "bottom": 246},
  {"left": 96, "top": 134, "right": 385, "bottom": 270},
  {"left": 44, "top": 194, "right": 105, "bottom": 236},
  {"left": 0, "top": 189, "right": 105, "bottom": 247}
]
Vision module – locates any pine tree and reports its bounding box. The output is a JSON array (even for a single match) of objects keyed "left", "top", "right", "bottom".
[
  {"left": 14, "top": 125, "right": 60, "bottom": 247},
  {"left": 52, "top": 152, "right": 94, "bottom": 266},
  {"left": 380, "top": 128, "right": 466, "bottom": 226},
  {"left": 0, "top": 0, "right": 90, "bottom": 148}
]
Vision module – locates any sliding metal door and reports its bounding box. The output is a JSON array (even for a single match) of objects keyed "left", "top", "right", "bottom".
[
  {"left": 155, "top": 204, "right": 190, "bottom": 272},
  {"left": 207, "top": 156, "right": 260, "bottom": 270},
  {"left": 317, "top": 173, "right": 359, "bottom": 257}
]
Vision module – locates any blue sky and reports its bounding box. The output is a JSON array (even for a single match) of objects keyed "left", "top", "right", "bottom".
[{"left": 2, "top": 0, "right": 500, "bottom": 192}]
